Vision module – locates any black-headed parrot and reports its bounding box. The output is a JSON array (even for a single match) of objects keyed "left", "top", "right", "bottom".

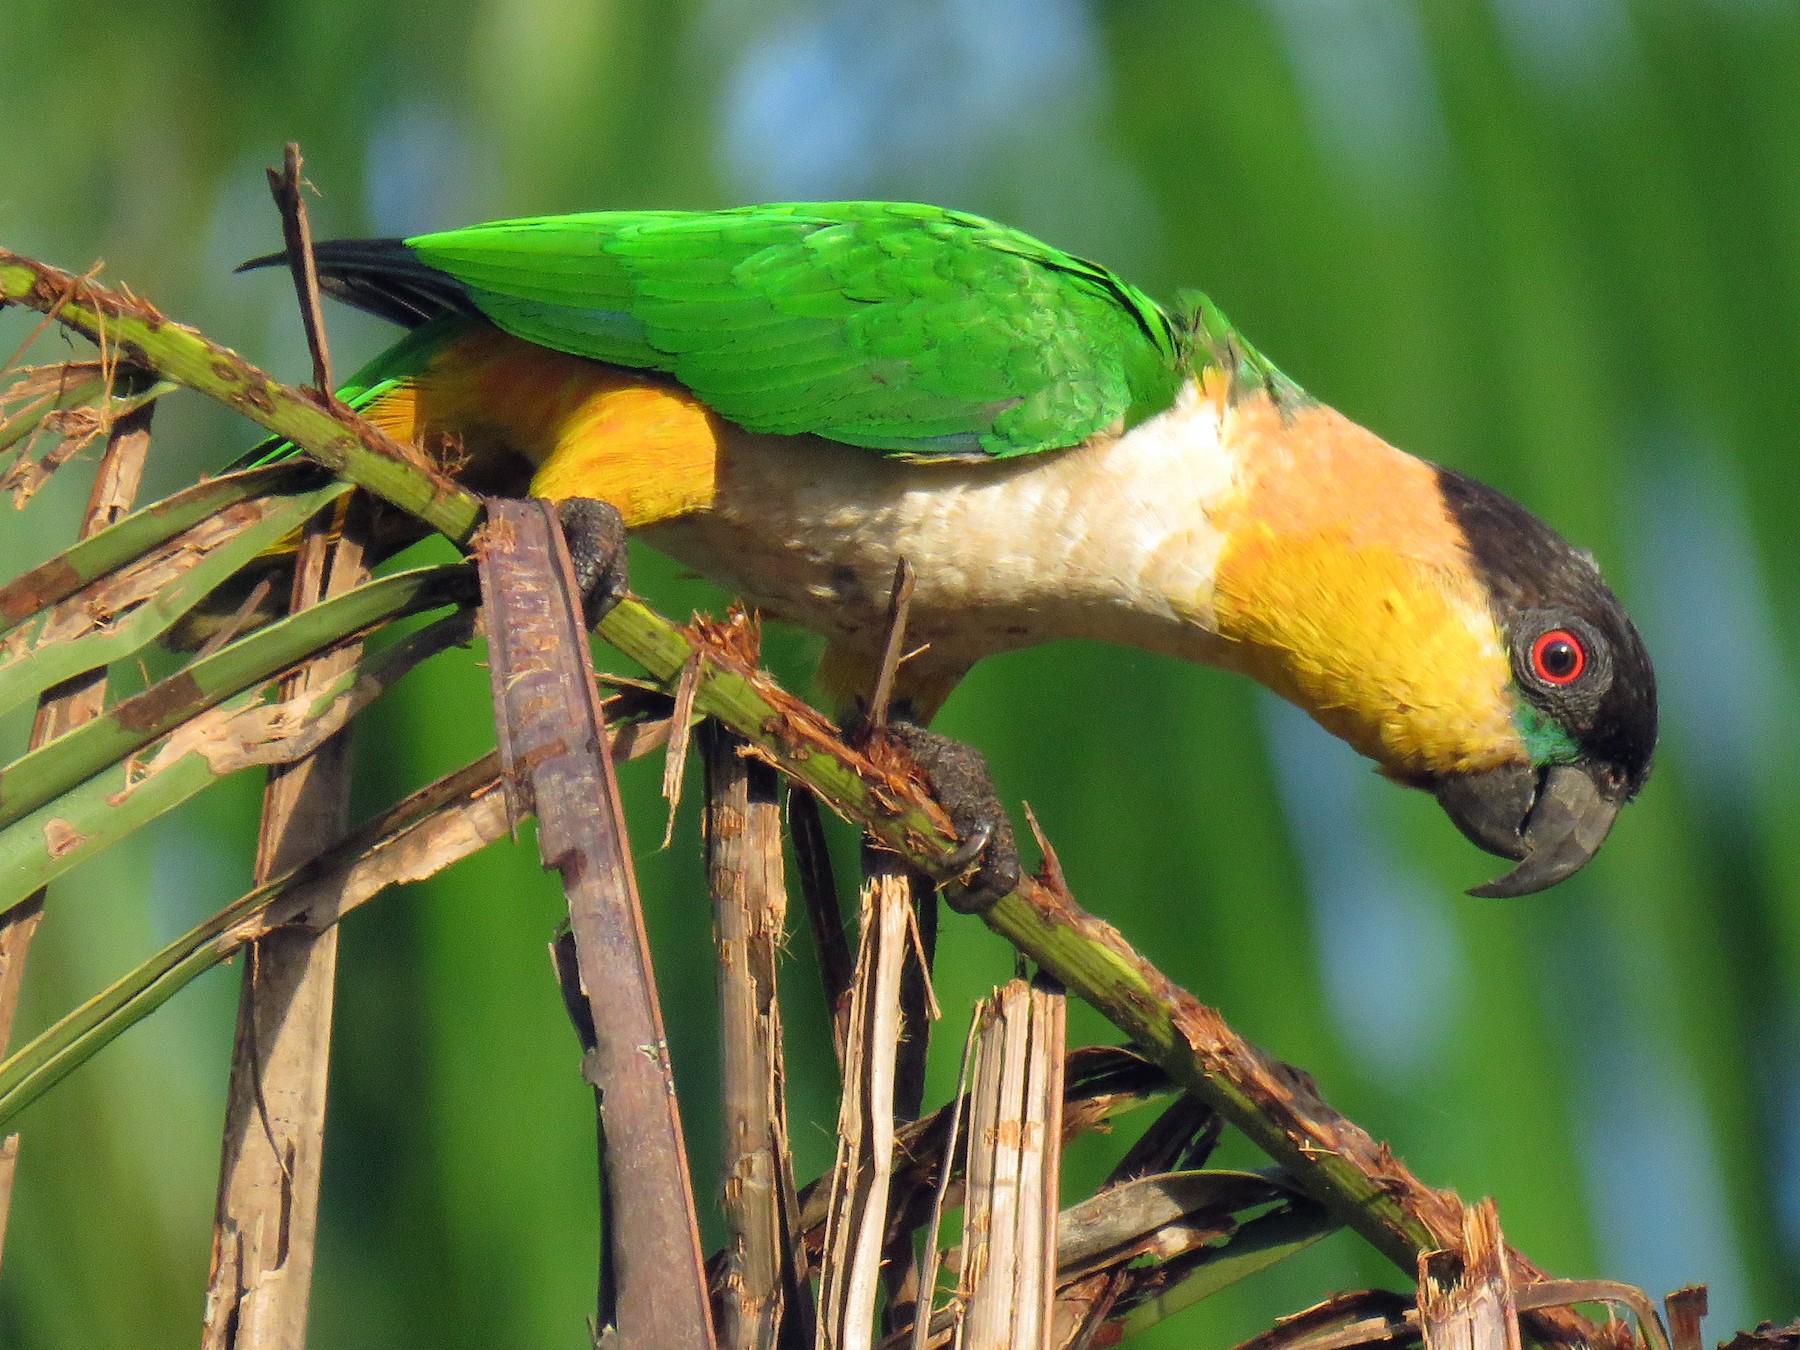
[{"left": 241, "top": 200, "right": 1656, "bottom": 898}]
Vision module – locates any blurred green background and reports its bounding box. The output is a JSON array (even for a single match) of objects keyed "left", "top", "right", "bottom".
[{"left": 2, "top": 0, "right": 1797, "bottom": 1345}]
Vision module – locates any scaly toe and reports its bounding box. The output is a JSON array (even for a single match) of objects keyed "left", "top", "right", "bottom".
[
  {"left": 554, "top": 497, "right": 628, "bottom": 628},
  {"left": 886, "top": 722, "right": 1021, "bottom": 912}
]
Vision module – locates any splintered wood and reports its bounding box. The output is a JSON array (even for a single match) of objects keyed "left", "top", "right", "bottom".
[
  {"left": 478, "top": 498, "right": 715, "bottom": 1349},
  {"left": 951, "top": 978, "right": 1066, "bottom": 1350},
  {"left": 1417, "top": 1201, "right": 1521, "bottom": 1350},
  {"left": 704, "top": 722, "right": 808, "bottom": 1348},
  {"left": 818, "top": 856, "right": 917, "bottom": 1350}
]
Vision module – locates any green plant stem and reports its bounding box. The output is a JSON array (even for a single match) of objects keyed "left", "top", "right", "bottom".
[
  {"left": 0, "top": 753, "right": 505, "bottom": 1134},
  {"left": 0, "top": 251, "right": 481, "bottom": 543},
  {"left": 0, "top": 609, "right": 474, "bottom": 914},
  {"left": 0, "top": 478, "right": 349, "bottom": 720},
  {"left": 0, "top": 564, "right": 471, "bottom": 835},
  {"left": 0, "top": 463, "right": 322, "bottom": 637}
]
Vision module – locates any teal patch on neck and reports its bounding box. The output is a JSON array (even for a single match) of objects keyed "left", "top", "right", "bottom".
[{"left": 1514, "top": 696, "right": 1580, "bottom": 767}]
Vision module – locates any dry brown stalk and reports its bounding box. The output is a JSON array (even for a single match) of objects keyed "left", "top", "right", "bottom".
[
  {"left": 791, "top": 1048, "right": 1168, "bottom": 1269},
  {"left": 952, "top": 978, "right": 1066, "bottom": 1350},
  {"left": 661, "top": 647, "right": 706, "bottom": 846},
  {"left": 1665, "top": 1288, "right": 1708, "bottom": 1350},
  {"left": 1019, "top": 981, "right": 1065, "bottom": 1342},
  {"left": 1417, "top": 1201, "right": 1522, "bottom": 1350},
  {"left": 863, "top": 565, "right": 943, "bottom": 1336},
  {"left": 201, "top": 149, "right": 366, "bottom": 1348},
  {"left": 704, "top": 719, "right": 810, "bottom": 1349},
  {"left": 201, "top": 497, "right": 371, "bottom": 1350},
  {"left": 818, "top": 856, "right": 916, "bottom": 1349},
  {"left": 0, "top": 389, "right": 154, "bottom": 1268},
  {"left": 480, "top": 499, "right": 715, "bottom": 1348},
  {"left": 1047, "top": 1085, "right": 1222, "bottom": 1344},
  {"left": 866, "top": 560, "right": 915, "bottom": 732},
  {"left": 877, "top": 859, "right": 938, "bottom": 1337},
  {"left": 263, "top": 144, "right": 335, "bottom": 400},
  {"left": 907, "top": 1008, "right": 983, "bottom": 1350},
  {"left": 1719, "top": 1322, "right": 1800, "bottom": 1350},
  {"left": 1228, "top": 1290, "right": 1420, "bottom": 1350}
]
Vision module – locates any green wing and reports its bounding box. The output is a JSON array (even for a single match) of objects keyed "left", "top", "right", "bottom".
[{"left": 404, "top": 201, "right": 1186, "bottom": 459}]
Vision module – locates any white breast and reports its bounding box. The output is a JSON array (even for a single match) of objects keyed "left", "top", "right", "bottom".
[{"left": 640, "top": 379, "right": 1240, "bottom": 682}]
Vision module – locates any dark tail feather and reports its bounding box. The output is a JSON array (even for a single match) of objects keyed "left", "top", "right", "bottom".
[{"left": 237, "top": 237, "right": 479, "bottom": 328}]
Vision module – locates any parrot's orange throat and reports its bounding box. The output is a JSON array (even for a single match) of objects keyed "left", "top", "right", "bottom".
[
  {"left": 1205, "top": 373, "right": 1521, "bottom": 777},
  {"left": 361, "top": 327, "right": 724, "bottom": 524}
]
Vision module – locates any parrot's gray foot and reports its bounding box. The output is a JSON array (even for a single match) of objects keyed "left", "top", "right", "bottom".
[
  {"left": 887, "top": 721, "right": 1021, "bottom": 912},
  {"left": 555, "top": 497, "right": 629, "bottom": 628}
]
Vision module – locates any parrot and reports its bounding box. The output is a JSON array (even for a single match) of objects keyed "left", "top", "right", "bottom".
[{"left": 238, "top": 200, "right": 1656, "bottom": 899}]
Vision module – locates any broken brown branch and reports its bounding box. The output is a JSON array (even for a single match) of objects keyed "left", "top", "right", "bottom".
[
  {"left": 479, "top": 499, "right": 715, "bottom": 1349},
  {"left": 1665, "top": 1289, "right": 1707, "bottom": 1350},
  {"left": 704, "top": 720, "right": 809, "bottom": 1349},
  {"left": 202, "top": 478, "right": 371, "bottom": 1349},
  {"left": 952, "top": 977, "right": 1066, "bottom": 1350},
  {"left": 264, "top": 143, "right": 335, "bottom": 400},
  {"left": 818, "top": 856, "right": 916, "bottom": 1350},
  {"left": 1417, "top": 1201, "right": 1522, "bottom": 1350}
]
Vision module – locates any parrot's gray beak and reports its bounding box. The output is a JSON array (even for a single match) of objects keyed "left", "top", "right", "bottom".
[{"left": 1434, "top": 762, "right": 1623, "bottom": 898}]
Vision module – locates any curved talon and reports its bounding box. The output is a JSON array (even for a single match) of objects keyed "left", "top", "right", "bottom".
[
  {"left": 884, "top": 721, "right": 1020, "bottom": 911},
  {"left": 938, "top": 821, "right": 993, "bottom": 878}
]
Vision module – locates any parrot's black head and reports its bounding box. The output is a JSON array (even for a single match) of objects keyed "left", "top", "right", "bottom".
[{"left": 1431, "top": 468, "right": 1657, "bottom": 897}]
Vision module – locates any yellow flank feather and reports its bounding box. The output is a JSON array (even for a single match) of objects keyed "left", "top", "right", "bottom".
[
  {"left": 1207, "top": 381, "right": 1524, "bottom": 778},
  {"left": 362, "top": 326, "right": 721, "bottom": 527}
]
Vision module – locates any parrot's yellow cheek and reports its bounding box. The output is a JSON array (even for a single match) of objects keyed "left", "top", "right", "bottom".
[{"left": 1210, "top": 530, "right": 1523, "bottom": 779}]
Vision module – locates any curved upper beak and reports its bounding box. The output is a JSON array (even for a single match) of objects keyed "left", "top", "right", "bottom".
[{"left": 1433, "top": 762, "right": 1623, "bottom": 898}]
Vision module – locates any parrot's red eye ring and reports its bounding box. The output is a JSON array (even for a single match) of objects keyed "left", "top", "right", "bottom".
[{"left": 1531, "top": 629, "right": 1585, "bottom": 685}]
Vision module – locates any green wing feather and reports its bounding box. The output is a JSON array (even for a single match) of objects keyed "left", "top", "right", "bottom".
[{"left": 404, "top": 201, "right": 1187, "bottom": 459}]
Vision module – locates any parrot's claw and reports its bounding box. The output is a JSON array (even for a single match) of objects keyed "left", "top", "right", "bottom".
[
  {"left": 887, "top": 722, "right": 1021, "bottom": 912},
  {"left": 556, "top": 497, "right": 629, "bottom": 628}
]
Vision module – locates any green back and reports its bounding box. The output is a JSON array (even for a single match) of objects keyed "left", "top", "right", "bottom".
[{"left": 403, "top": 201, "right": 1187, "bottom": 458}]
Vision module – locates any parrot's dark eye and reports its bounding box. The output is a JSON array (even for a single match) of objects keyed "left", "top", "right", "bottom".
[{"left": 1530, "top": 629, "right": 1585, "bottom": 685}]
